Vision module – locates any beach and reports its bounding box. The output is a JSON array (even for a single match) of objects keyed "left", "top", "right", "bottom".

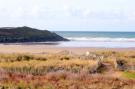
[
  {"left": 0, "top": 43, "right": 135, "bottom": 54},
  {"left": 0, "top": 32, "right": 135, "bottom": 89},
  {"left": 1, "top": 0, "right": 135, "bottom": 88}
]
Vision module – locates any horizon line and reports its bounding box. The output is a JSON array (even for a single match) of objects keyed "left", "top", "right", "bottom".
[{"left": 52, "top": 30, "right": 135, "bottom": 32}]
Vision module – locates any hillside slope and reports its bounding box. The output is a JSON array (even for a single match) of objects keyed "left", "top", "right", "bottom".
[{"left": 0, "top": 26, "right": 68, "bottom": 43}]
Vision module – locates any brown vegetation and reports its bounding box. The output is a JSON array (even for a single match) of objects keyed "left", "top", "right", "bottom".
[{"left": 0, "top": 50, "right": 134, "bottom": 89}]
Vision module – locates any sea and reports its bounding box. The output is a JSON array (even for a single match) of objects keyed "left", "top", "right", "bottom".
[{"left": 54, "top": 31, "right": 135, "bottom": 48}]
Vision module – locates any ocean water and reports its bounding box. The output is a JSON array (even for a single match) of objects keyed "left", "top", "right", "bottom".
[{"left": 54, "top": 31, "right": 135, "bottom": 48}]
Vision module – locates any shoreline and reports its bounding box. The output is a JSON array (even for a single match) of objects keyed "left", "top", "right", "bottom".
[{"left": 0, "top": 43, "right": 135, "bottom": 54}]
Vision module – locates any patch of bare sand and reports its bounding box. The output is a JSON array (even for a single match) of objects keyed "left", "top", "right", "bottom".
[{"left": 0, "top": 44, "right": 135, "bottom": 54}]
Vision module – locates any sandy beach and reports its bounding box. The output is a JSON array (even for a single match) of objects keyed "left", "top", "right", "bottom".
[{"left": 0, "top": 43, "right": 135, "bottom": 54}]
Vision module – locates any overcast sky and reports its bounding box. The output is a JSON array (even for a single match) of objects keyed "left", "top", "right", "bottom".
[{"left": 0, "top": 0, "right": 135, "bottom": 31}]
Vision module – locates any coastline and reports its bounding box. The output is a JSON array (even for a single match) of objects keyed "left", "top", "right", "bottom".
[{"left": 0, "top": 43, "right": 135, "bottom": 54}]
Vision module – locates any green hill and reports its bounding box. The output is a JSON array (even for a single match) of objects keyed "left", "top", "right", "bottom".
[{"left": 0, "top": 26, "right": 68, "bottom": 43}]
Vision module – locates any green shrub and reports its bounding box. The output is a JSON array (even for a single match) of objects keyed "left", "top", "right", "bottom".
[{"left": 122, "top": 72, "right": 135, "bottom": 79}]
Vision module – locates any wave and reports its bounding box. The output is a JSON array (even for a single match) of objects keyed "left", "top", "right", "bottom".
[{"left": 67, "top": 37, "right": 135, "bottom": 42}]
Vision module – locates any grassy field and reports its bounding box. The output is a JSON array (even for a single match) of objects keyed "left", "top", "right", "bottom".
[{"left": 0, "top": 50, "right": 135, "bottom": 89}]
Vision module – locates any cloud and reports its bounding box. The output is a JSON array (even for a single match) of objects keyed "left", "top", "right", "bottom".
[
  {"left": 0, "top": 0, "right": 135, "bottom": 31},
  {"left": 82, "top": 9, "right": 91, "bottom": 17},
  {"left": 127, "top": 11, "right": 135, "bottom": 20}
]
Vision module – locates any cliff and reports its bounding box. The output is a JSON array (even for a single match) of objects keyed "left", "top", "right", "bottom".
[{"left": 0, "top": 26, "right": 68, "bottom": 43}]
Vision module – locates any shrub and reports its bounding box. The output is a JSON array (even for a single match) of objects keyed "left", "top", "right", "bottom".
[{"left": 16, "top": 55, "right": 33, "bottom": 61}]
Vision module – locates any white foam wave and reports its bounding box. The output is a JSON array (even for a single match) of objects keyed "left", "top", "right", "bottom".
[{"left": 67, "top": 37, "right": 135, "bottom": 42}]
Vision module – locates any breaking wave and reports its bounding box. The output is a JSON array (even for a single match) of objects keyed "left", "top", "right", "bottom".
[{"left": 67, "top": 37, "right": 135, "bottom": 42}]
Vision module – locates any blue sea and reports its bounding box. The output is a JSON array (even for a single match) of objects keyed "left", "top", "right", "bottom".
[{"left": 54, "top": 31, "right": 135, "bottom": 48}]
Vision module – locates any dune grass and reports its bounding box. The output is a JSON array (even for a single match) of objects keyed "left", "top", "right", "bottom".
[
  {"left": 0, "top": 51, "right": 134, "bottom": 89},
  {"left": 0, "top": 59, "right": 98, "bottom": 75},
  {"left": 0, "top": 71, "right": 135, "bottom": 89}
]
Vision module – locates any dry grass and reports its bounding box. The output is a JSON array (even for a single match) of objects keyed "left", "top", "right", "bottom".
[
  {"left": 0, "top": 50, "right": 134, "bottom": 89},
  {"left": 0, "top": 59, "right": 98, "bottom": 75},
  {"left": 0, "top": 72, "right": 135, "bottom": 89}
]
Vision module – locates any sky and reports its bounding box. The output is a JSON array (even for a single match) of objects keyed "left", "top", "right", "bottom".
[{"left": 0, "top": 0, "right": 135, "bottom": 31}]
